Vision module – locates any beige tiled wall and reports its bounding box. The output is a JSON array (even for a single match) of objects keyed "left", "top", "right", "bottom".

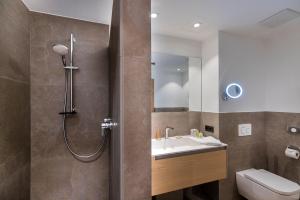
[
  {"left": 109, "top": 0, "right": 152, "bottom": 199},
  {"left": 121, "top": 0, "right": 152, "bottom": 199},
  {"left": 30, "top": 13, "right": 110, "bottom": 200},
  {"left": 218, "top": 112, "right": 300, "bottom": 200},
  {"left": 218, "top": 112, "right": 267, "bottom": 200},
  {"left": 201, "top": 112, "right": 220, "bottom": 138},
  {"left": 151, "top": 111, "right": 221, "bottom": 139},
  {"left": 151, "top": 112, "right": 201, "bottom": 138},
  {"left": 265, "top": 112, "right": 300, "bottom": 184},
  {"left": 0, "top": 0, "right": 30, "bottom": 199}
]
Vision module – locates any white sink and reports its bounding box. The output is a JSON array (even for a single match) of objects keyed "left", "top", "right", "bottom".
[{"left": 152, "top": 135, "right": 227, "bottom": 157}]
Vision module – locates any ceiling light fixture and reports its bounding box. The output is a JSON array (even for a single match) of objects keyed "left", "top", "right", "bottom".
[
  {"left": 151, "top": 13, "right": 158, "bottom": 19},
  {"left": 193, "top": 23, "right": 201, "bottom": 28}
]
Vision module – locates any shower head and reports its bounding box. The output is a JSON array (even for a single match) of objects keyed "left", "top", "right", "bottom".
[{"left": 53, "top": 44, "right": 69, "bottom": 56}]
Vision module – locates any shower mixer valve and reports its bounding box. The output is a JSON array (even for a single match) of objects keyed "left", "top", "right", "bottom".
[
  {"left": 101, "top": 118, "right": 118, "bottom": 136},
  {"left": 101, "top": 118, "right": 118, "bottom": 130}
]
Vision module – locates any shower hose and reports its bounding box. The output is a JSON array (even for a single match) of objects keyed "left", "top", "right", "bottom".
[{"left": 62, "top": 71, "right": 107, "bottom": 162}]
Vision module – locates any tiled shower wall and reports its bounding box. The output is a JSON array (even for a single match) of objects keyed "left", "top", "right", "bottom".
[
  {"left": 30, "top": 13, "right": 110, "bottom": 200},
  {"left": 0, "top": 0, "right": 30, "bottom": 199}
]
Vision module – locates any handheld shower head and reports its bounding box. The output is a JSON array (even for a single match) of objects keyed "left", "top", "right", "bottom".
[{"left": 53, "top": 44, "right": 69, "bottom": 56}]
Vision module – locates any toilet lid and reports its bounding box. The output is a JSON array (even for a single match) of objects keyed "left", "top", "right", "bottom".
[{"left": 244, "top": 169, "right": 300, "bottom": 196}]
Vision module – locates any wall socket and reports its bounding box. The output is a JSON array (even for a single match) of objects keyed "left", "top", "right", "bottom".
[
  {"left": 238, "top": 124, "right": 252, "bottom": 136},
  {"left": 205, "top": 125, "right": 214, "bottom": 133}
]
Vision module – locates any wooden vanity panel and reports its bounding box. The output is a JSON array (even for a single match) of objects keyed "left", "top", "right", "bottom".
[{"left": 152, "top": 150, "right": 227, "bottom": 196}]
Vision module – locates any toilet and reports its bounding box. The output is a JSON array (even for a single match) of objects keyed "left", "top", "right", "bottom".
[{"left": 236, "top": 169, "right": 300, "bottom": 200}]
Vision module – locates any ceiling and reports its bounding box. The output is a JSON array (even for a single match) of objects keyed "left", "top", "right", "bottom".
[
  {"left": 22, "top": 0, "right": 300, "bottom": 42},
  {"left": 151, "top": 0, "right": 300, "bottom": 41},
  {"left": 22, "top": 0, "right": 113, "bottom": 24}
]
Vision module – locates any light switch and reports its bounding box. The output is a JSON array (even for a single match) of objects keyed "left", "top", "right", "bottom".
[{"left": 238, "top": 124, "right": 252, "bottom": 136}]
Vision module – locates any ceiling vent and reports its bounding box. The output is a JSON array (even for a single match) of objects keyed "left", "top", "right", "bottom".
[{"left": 259, "top": 8, "right": 300, "bottom": 28}]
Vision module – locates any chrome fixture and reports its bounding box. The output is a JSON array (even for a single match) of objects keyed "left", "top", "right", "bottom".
[
  {"left": 287, "top": 126, "right": 300, "bottom": 134},
  {"left": 53, "top": 44, "right": 68, "bottom": 56},
  {"left": 53, "top": 33, "right": 114, "bottom": 162},
  {"left": 165, "top": 127, "right": 174, "bottom": 139},
  {"left": 101, "top": 118, "right": 118, "bottom": 135}
]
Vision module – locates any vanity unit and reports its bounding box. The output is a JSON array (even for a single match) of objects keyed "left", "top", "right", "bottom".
[{"left": 151, "top": 136, "right": 227, "bottom": 196}]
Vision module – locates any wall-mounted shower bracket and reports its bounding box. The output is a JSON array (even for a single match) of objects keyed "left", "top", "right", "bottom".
[
  {"left": 64, "top": 66, "right": 79, "bottom": 70},
  {"left": 59, "top": 111, "right": 77, "bottom": 115}
]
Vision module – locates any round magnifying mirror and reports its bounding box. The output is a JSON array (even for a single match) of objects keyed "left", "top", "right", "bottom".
[{"left": 224, "top": 83, "right": 243, "bottom": 100}]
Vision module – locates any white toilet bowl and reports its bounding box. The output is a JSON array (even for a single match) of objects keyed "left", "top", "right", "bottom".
[{"left": 236, "top": 169, "right": 300, "bottom": 200}]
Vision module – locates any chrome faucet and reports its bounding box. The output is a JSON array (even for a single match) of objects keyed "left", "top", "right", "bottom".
[{"left": 165, "top": 127, "right": 174, "bottom": 139}]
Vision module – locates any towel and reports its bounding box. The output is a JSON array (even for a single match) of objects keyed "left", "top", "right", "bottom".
[{"left": 198, "top": 136, "right": 223, "bottom": 146}]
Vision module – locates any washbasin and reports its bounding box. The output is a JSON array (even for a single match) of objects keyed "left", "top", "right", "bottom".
[
  {"left": 151, "top": 135, "right": 228, "bottom": 195},
  {"left": 152, "top": 135, "right": 227, "bottom": 158}
]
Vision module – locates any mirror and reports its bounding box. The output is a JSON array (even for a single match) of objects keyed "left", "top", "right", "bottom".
[
  {"left": 151, "top": 53, "right": 189, "bottom": 112},
  {"left": 151, "top": 52, "right": 201, "bottom": 112},
  {"left": 223, "top": 83, "right": 243, "bottom": 100}
]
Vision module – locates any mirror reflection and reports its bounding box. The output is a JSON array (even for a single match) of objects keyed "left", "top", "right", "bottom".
[
  {"left": 151, "top": 52, "right": 202, "bottom": 112},
  {"left": 151, "top": 53, "right": 189, "bottom": 112}
]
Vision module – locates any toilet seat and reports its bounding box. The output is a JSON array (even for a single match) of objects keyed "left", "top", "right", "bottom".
[
  {"left": 244, "top": 169, "right": 300, "bottom": 196},
  {"left": 236, "top": 169, "right": 300, "bottom": 200}
]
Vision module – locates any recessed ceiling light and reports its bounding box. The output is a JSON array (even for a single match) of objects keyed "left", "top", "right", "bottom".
[
  {"left": 193, "top": 23, "right": 201, "bottom": 28},
  {"left": 177, "top": 68, "right": 181, "bottom": 71},
  {"left": 151, "top": 13, "right": 158, "bottom": 19}
]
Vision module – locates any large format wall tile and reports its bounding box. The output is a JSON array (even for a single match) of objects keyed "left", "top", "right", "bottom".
[
  {"left": 201, "top": 112, "right": 219, "bottom": 138},
  {"left": 219, "top": 112, "right": 267, "bottom": 200},
  {"left": 116, "top": 0, "right": 152, "bottom": 199},
  {"left": 0, "top": 79, "right": 30, "bottom": 199},
  {"left": 265, "top": 112, "right": 300, "bottom": 183},
  {"left": 0, "top": 0, "right": 30, "bottom": 199},
  {"left": 122, "top": 0, "right": 151, "bottom": 58},
  {"left": 30, "top": 13, "right": 110, "bottom": 200},
  {"left": 122, "top": 56, "right": 152, "bottom": 200},
  {"left": 0, "top": 0, "right": 30, "bottom": 83},
  {"left": 151, "top": 112, "right": 201, "bottom": 138}
]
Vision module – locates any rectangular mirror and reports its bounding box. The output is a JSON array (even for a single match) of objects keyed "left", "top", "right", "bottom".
[{"left": 151, "top": 52, "right": 201, "bottom": 112}]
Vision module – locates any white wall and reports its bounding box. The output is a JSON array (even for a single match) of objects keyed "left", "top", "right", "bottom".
[
  {"left": 219, "top": 32, "right": 267, "bottom": 113},
  {"left": 265, "top": 19, "right": 300, "bottom": 113},
  {"left": 152, "top": 34, "right": 202, "bottom": 58},
  {"left": 202, "top": 35, "right": 219, "bottom": 113},
  {"left": 189, "top": 57, "right": 202, "bottom": 111},
  {"left": 218, "top": 18, "right": 300, "bottom": 113}
]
